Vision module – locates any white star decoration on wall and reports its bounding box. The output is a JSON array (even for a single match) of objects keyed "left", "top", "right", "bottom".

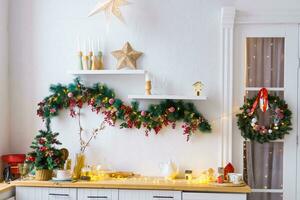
[{"left": 88, "top": 0, "right": 130, "bottom": 22}]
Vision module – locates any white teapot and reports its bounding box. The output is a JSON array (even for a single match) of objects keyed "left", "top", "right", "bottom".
[{"left": 159, "top": 160, "right": 179, "bottom": 179}]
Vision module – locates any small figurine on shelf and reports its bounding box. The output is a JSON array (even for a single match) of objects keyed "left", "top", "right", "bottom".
[
  {"left": 207, "top": 168, "right": 215, "bottom": 182},
  {"left": 217, "top": 167, "right": 224, "bottom": 184},
  {"left": 193, "top": 81, "right": 204, "bottom": 96},
  {"left": 224, "top": 162, "right": 235, "bottom": 181},
  {"left": 185, "top": 170, "right": 193, "bottom": 181}
]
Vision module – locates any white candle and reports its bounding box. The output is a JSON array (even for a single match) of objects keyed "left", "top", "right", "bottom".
[
  {"left": 84, "top": 40, "right": 87, "bottom": 55},
  {"left": 145, "top": 73, "right": 150, "bottom": 81},
  {"left": 92, "top": 40, "right": 95, "bottom": 54},
  {"left": 97, "top": 38, "right": 101, "bottom": 52},
  {"left": 88, "top": 38, "right": 92, "bottom": 52}
]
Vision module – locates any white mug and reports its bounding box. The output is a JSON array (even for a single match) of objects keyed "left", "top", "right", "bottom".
[
  {"left": 228, "top": 173, "right": 243, "bottom": 184},
  {"left": 56, "top": 170, "right": 72, "bottom": 179}
]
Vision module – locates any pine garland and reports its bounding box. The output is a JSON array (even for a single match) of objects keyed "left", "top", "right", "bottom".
[{"left": 37, "top": 78, "right": 211, "bottom": 141}]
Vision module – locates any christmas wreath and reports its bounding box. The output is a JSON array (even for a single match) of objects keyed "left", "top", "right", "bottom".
[
  {"left": 37, "top": 78, "right": 211, "bottom": 141},
  {"left": 236, "top": 88, "right": 292, "bottom": 143}
]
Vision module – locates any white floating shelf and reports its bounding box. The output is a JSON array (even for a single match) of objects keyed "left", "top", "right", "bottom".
[
  {"left": 128, "top": 95, "right": 207, "bottom": 100},
  {"left": 68, "top": 70, "right": 146, "bottom": 75}
]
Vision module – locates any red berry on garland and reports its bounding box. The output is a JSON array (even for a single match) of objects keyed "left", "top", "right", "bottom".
[
  {"left": 154, "top": 126, "right": 161, "bottom": 134},
  {"left": 89, "top": 98, "right": 95, "bottom": 106},
  {"left": 67, "top": 92, "right": 73, "bottom": 98},
  {"left": 77, "top": 100, "right": 83, "bottom": 108},
  {"left": 109, "top": 98, "right": 115, "bottom": 105},
  {"left": 168, "top": 107, "right": 175, "bottom": 113},
  {"left": 172, "top": 122, "right": 176, "bottom": 129}
]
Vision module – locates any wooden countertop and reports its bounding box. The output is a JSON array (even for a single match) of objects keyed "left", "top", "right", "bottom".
[
  {"left": 0, "top": 183, "right": 14, "bottom": 193},
  {"left": 12, "top": 177, "right": 251, "bottom": 193}
]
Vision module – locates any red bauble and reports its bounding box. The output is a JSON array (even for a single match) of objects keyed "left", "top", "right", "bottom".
[
  {"left": 39, "top": 146, "right": 47, "bottom": 152},
  {"left": 38, "top": 138, "right": 45, "bottom": 145}
]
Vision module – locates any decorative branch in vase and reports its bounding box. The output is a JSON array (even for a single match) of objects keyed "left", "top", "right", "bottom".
[
  {"left": 72, "top": 108, "right": 107, "bottom": 180},
  {"left": 77, "top": 108, "right": 106, "bottom": 153}
]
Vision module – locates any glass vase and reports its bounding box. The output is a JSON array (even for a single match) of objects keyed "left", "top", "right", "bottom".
[{"left": 72, "top": 153, "right": 85, "bottom": 180}]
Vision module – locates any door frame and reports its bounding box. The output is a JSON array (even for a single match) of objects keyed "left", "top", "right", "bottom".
[{"left": 233, "top": 23, "right": 299, "bottom": 200}]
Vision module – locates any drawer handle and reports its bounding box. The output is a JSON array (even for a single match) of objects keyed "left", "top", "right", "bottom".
[
  {"left": 49, "top": 193, "right": 70, "bottom": 197},
  {"left": 153, "top": 196, "right": 174, "bottom": 199},
  {"left": 87, "top": 196, "right": 108, "bottom": 199}
]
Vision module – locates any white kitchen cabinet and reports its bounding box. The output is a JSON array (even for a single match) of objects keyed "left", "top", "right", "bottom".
[
  {"left": 78, "top": 189, "right": 118, "bottom": 200},
  {"left": 16, "top": 187, "right": 77, "bottom": 200},
  {"left": 119, "top": 190, "right": 182, "bottom": 200},
  {"left": 15, "top": 187, "right": 248, "bottom": 200},
  {"left": 182, "top": 192, "right": 246, "bottom": 200}
]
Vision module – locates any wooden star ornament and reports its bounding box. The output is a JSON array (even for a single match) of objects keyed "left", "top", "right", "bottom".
[
  {"left": 112, "top": 42, "right": 143, "bottom": 70},
  {"left": 88, "top": 0, "right": 129, "bottom": 22}
]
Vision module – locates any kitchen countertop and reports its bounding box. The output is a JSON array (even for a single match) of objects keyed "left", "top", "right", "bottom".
[
  {"left": 0, "top": 183, "right": 14, "bottom": 193},
  {"left": 12, "top": 177, "right": 251, "bottom": 193}
]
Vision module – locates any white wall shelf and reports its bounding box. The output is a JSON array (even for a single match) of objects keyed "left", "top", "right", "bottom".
[
  {"left": 128, "top": 94, "right": 207, "bottom": 100},
  {"left": 68, "top": 70, "right": 146, "bottom": 75}
]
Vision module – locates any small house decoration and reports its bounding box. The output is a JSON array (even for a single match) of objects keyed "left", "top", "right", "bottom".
[{"left": 193, "top": 81, "right": 204, "bottom": 96}]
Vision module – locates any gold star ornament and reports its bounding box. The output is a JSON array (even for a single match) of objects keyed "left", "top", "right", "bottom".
[
  {"left": 88, "top": 0, "right": 129, "bottom": 22},
  {"left": 112, "top": 42, "right": 143, "bottom": 70}
]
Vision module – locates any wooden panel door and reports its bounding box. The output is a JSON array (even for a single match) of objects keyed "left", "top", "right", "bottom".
[
  {"left": 78, "top": 189, "right": 118, "bottom": 200},
  {"left": 182, "top": 192, "right": 246, "bottom": 200},
  {"left": 119, "top": 190, "right": 182, "bottom": 200}
]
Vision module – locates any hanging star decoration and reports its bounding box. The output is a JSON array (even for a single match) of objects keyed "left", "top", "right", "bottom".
[
  {"left": 111, "top": 42, "right": 143, "bottom": 70},
  {"left": 88, "top": 0, "right": 129, "bottom": 22}
]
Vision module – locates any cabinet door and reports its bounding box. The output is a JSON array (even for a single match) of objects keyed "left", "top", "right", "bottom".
[
  {"left": 182, "top": 192, "right": 246, "bottom": 200},
  {"left": 16, "top": 187, "right": 77, "bottom": 200},
  {"left": 16, "top": 187, "right": 48, "bottom": 200},
  {"left": 48, "top": 188, "right": 77, "bottom": 200},
  {"left": 119, "top": 190, "right": 182, "bottom": 200},
  {"left": 78, "top": 189, "right": 118, "bottom": 200}
]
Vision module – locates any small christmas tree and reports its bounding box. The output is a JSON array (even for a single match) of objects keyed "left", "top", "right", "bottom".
[{"left": 26, "top": 129, "right": 65, "bottom": 170}]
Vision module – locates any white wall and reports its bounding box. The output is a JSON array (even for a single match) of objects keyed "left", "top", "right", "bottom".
[
  {"left": 7, "top": 0, "right": 300, "bottom": 176},
  {"left": 0, "top": 0, "right": 9, "bottom": 177},
  {"left": 0, "top": 0, "right": 9, "bottom": 156}
]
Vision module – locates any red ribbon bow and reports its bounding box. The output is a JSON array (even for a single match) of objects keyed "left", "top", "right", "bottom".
[{"left": 250, "top": 88, "right": 269, "bottom": 115}]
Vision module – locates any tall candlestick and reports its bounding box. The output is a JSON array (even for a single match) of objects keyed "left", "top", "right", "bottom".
[
  {"left": 77, "top": 36, "right": 83, "bottom": 70},
  {"left": 89, "top": 39, "right": 93, "bottom": 70},
  {"left": 145, "top": 80, "right": 152, "bottom": 95}
]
